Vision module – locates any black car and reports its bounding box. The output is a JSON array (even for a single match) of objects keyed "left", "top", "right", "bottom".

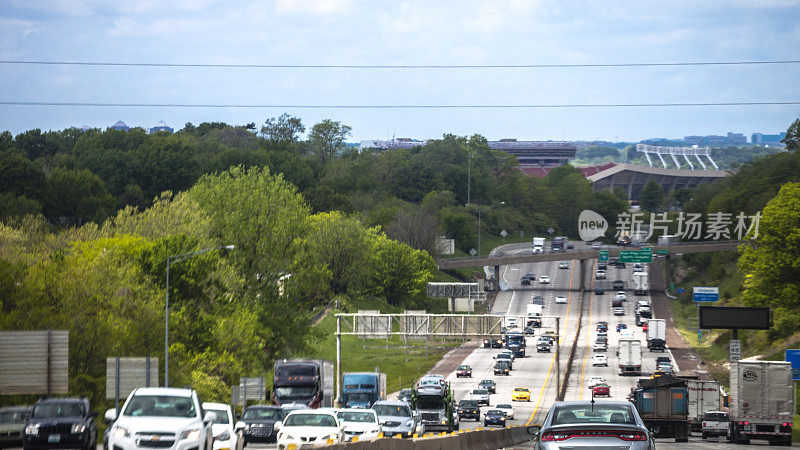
[
  {"left": 238, "top": 406, "right": 286, "bottom": 445},
  {"left": 457, "top": 400, "right": 480, "bottom": 421},
  {"left": 595, "top": 336, "right": 608, "bottom": 344},
  {"left": 536, "top": 342, "right": 551, "bottom": 353},
  {"left": 483, "top": 337, "right": 504, "bottom": 348},
  {"left": 594, "top": 287, "right": 604, "bottom": 295},
  {"left": 524, "top": 326, "right": 536, "bottom": 335},
  {"left": 484, "top": 410, "right": 507, "bottom": 427},
  {"left": 612, "top": 280, "right": 625, "bottom": 290},
  {"left": 0, "top": 406, "right": 31, "bottom": 448},
  {"left": 23, "top": 398, "right": 97, "bottom": 450},
  {"left": 531, "top": 296, "right": 544, "bottom": 306},
  {"left": 598, "top": 263, "right": 607, "bottom": 270},
  {"left": 493, "top": 362, "right": 511, "bottom": 375},
  {"left": 478, "top": 379, "right": 496, "bottom": 394},
  {"left": 655, "top": 356, "right": 671, "bottom": 366}
]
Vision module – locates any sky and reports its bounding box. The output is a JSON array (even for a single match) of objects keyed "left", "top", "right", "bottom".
[{"left": 1, "top": 0, "right": 799, "bottom": 141}]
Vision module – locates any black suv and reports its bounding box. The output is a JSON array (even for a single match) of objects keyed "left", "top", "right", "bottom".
[
  {"left": 478, "top": 379, "right": 496, "bottom": 394},
  {"left": 237, "top": 406, "right": 286, "bottom": 445},
  {"left": 493, "top": 362, "right": 510, "bottom": 375},
  {"left": 23, "top": 398, "right": 96, "bottom": 450},
  {"left": 457, "top": 400, "right": 480, "bottom": 421},
  {"left": 612, "top": 280, "right": 625, "bottom": 290}
]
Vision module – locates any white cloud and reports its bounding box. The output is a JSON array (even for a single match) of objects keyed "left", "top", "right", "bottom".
[{"left": 274, "top": 0, "right": 354, "bottom": 16}]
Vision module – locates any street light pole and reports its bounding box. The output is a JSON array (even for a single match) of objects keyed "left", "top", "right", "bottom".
[
  {"left": 165, "top": 244, "right": 234, "bottom": 387},
  {"left": 467, "top": 152, "right": 472, "bottom": 206},
  {"left": 478, "top": 201, "right": 505, "bottom": 256}
]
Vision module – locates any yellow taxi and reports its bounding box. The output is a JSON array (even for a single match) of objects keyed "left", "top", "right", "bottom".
[{"left": 511, "top": 387, "right": 531, "bottom": 401}]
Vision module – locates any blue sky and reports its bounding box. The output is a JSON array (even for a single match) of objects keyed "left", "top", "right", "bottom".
[{"left": 1, "top": 0, "right": 799, "bottom": 141}]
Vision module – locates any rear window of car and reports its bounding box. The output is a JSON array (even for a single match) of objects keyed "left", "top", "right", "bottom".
[
  {"left": 704, "top": 412, "right": 728, "bottom": 421},
  {"left": 459, "top": 400, "right": 478, "bottom": 407},
  {"left": 552, "top": 405, "right": 635, "bottom": 425}
]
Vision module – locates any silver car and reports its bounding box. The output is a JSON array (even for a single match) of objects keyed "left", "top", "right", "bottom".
[
  {"left": 527, "top": 400, "right": 655, "bottom": 450},
  {"left": 372, "top": 401, "right": 417, "bottom": 438}
]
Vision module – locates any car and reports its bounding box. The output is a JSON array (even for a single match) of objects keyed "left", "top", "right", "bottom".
[
  {"left": 456, "top": 365, "right": 472, "bottom": 378},
  {"left": 530, "top": 400, "right": 654, "bottom": 449},
  {"left": 598, "top": 263, "right": 607, "bottom": 270},
  {"left": 597, "top": 329, "right": 608, "bottom": 337},
  {"left": 596, "top": 321, "right": 608, "bottom": 332},
  {"left": 24, "top": 398, "right": 97, "bottom": 450},
  {"left": 655, "top": 356, "right": 671, "bottom": 366},
  {"left": 336, "top": 409, "right": 382, "bottom": 442},
  {"left": 642, "top": 322, "right": 649, "bottom": 332},
  {"left": 701, "top": 411, "right": 729, "bottom": 439},
  {"left": 397, "top": 389, "right": 414, "bottom": 403},
  {"left": 524, "top": 326, "right": 536, "bottom": 335},
  {"left": 612, "top": 280, "right": 625, "bottom": 290},
  {"left": 587, "top": 377, "right": 606, "bottom": 388},
  {"left": 592, "top": 384, "right": 611, "bottom": 397},
  {"left": 555, "top": 295, "right": 567, "bottom": 304},
  {"left": 595, "top": 336, "right": 608, "bottom": 344},
  {"left": 567, "top": 243, "right": 574, "bottom": 249},
  {"left": 495, "top": 354, "right": 513, "bottom": 369},
  {"left": 633, "top": 263, "right": 644, "bottom": 271},
  {"left": 202, "top": 403, "right": 237, "bottom": 450},
  {"left": 494, "top": 404, "right": 514, "bottom": 420},
  {"left": 483, "top": 410, "right": 507, "bottom": 428},
  {"left": 531, "top": 296, "right": 544, "bottom": 305},
  {"left": 615, "top": 293, "right": 627, "bottom": 302},
  {"left": 276, "top": 409, "right": 343, "bottom": 448},
  {"left": 591, "top": 241, "right": 603, "bottom": 248},
  {"left": 558, "top": 262, "right": 569, "bottom": 269},
  {"left": 539, "top": 275, "right": 550, "bottom": 284},
  {"left": 536, "top": 342, "right": 551, "bottom": 353},
  {"left": 594, "top": 287, "right": 605, "bottom": 295},
  {"left": 478, "top": 379, "right": 496, "bottom": 394},
  {"left": 512, "top": 388, "right": 531, "bottom": 402},
  {"left": 593, "top": 342, "right": 607, "bottom": 352},
  {"left": 0, "top": 405, "right": 31, "bottom": 449},
  {"left": 494, "top": 362, "right": 511, "bottom": 375},
  {"left": 595, "top": 270, "right": 606, "bottom": 280},
  {"left": 105, "top": 388, "right": 213, "bottom": 450},
  {"left": 483, "top": 337, "right": 504, "bottom": 348},
  {"left": 637, "top": 300, "right": 650, "bottom": 308},
  {"left": 469, "top": 389, "right": 490, "bottom": 406},
  {"left": 592, "top": 354, "right": 608, "bottom": 366},
  {"left": 457, "top": 400, "right": 480, "bottom": 422},
  {"left": 656, "top": 363, "right": 673, "bottom": 372},
  {"left": 372, "top": 401, "right": 417, "bottom": 438},
  {"left": 617, "top": 323, "right": 628, "bottom": 332},
  {"left": 652, "top": 370, "right": 670, "bottom": 378},
  {"left": 236, "top": 405, "right": 286, "bottom": 445},
  {"left": 635, "top": 314, "right": 645, "bottom": 326},
  {"left": 613, "top": 306, "right": 625, "bottom": 316}
]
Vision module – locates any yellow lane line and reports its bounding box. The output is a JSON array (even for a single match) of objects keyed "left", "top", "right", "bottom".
[
  {"left": 578, "top": 260, "right": 597, "bottom": 399},
  {"left": 525, "top": 259, "right": 575, "bottom": 425}
]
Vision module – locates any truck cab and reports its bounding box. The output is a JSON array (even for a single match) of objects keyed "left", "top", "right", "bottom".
[
  {"left": 273, "top": 359, "right": 334, "bottom": 408},
  {"left": 342, "top": 372, "right": 387, "bottom": 408}
]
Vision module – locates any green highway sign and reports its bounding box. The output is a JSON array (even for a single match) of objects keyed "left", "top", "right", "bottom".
[
  {"left": 656, "top": 249, "right": 669, "bottom": 255},
  {"left": 599, "top": 250, "right": 609, "bottom": 261},
  {"left": 619, "top": 249, "right": 653, "bottom": 263}
]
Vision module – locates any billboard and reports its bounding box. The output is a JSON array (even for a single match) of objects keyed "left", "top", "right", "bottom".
[
  {"left": 693, "top": 287, "right": 719, "bottom": 302},
  {"left": 0, "top": 330, "right": 69, "bottom": 395},
  {"left": 698, "top": 306, "right": 771, "bottom": 330}
]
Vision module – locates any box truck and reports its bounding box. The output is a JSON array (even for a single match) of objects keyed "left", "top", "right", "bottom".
[
  {"left": 687, "top": 380, "right": 721, "bottom": 431},
  {"left": 647, "top": 319, "right": 667, "bottom": 352},
  {"left": 728, "top": 361, "right": 794, "bottom": 446},
  {"left": 631, "top": 375, "right": 689, "bottom": 442},
  {"left": 617, "top": 338, "right": 642, "bottom": 376},
  {"left": 532, "top": 237, "right": 545, "bottom": 254},
  {"left": 633, "top": 271, "right": 649, "bottom": 296}
]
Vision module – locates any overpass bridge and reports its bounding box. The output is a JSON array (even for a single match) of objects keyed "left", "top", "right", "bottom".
[{"left": 437, "top": 240, "right": 750, "bottom": 289}]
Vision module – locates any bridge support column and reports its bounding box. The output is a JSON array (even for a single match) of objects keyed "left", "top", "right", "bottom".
[{"left": 493, "top": 265, "right": 500, "bottom": 291}]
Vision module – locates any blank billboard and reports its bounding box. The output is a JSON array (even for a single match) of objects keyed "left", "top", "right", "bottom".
[{"left": 698, "top": 306, "right": 771, "bottom": 330}]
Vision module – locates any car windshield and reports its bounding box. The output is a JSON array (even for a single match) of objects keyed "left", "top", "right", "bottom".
[
  {"left": 345, "top": 393, "right": 374, "bottom": 402},
  {"left": 458, "top": 366, "right": 470, "bottom": 370},
  {"left": 205, "top": 408, "right": 229, "bottom": 424},
  {"left": 487, "top": 410, "right": 505, "bottom": 416},
  {"left": 242, "top": 408, "right": 282, "bottom": 420},
  {"left": 514, "top": 388, "right": 528, "bottom": 392},
  {"left": 275, "top": 364, "right": 317, "bottom": 377},
  {"left": 418, "top": 379, "right": 440, "bottom": 386},
  {"left": 480, "top": 380, "right": 494, "bottom": 385},
  {"left": 373, "top": 405, "right": 411, "bottom": 417},
  {"left": 0, "top": 410, "right": 29, "bottom": 422},
  {"left": 337, "top": 411, "right": 376, "bottom": 423},
  {"left": 122, "top": 395, "right": 196, "bottom": 418},
  {"left": 552, "top": 405, "right": 635, "bottom": 425},
  {"left": 32, "top": 402, "right": 84, "bottom": 419},
  {"left": 284, "top": 413, "right": 337, "bottom": 427}
]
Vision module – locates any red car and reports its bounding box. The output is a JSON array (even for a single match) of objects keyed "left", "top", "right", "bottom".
[
  {"left": 456, "top": 365, "right": 472, "bottom": 378},
  {"left": 592, "top": 383, "right": 610, "bottom": 397},
  {"left": 643, "top": 322, "right": 649, "bottom": 332}
]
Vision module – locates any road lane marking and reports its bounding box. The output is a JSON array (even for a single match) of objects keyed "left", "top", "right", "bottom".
[{"left": 525, "top": 259, "right": 575, "bottom": 425}]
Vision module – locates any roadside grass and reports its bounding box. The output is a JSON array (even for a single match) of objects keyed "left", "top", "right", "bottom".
[
  {"left": 301, "top": 297, "right": 463, "bottom": 393},
  {"left": 794, "top": 414, "right": 799, "bottom": 443}
]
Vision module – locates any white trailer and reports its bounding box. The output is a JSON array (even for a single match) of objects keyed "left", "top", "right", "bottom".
[
  {"left": 617, "top": 338, "right": 642, "bottom": 376},
  {"left": 532, "top": 237, "right": 545, "bottom": 254},
  {"left": 646, "top": 319, "right": 666, "bottom": 352},
  {"left": 687, "top": 380, "right": 721, "bottom": 431},
  {"left": 633, "top": 271, "right": 648, "bottom": 295},
  {"left": 728, "top": 361, "right": 794, "bottom": 445}
]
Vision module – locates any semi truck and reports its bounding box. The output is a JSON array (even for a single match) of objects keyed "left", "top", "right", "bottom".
[
  {"left": 658, "top": 235, "right": 679, "bottom": 246},
  {"left": 633, "top": 271, "right": 649, "bottom": 296},
  {"left": 532, "top": 237, "right": 545, "bottom": 254},
  {"left": 630, "top": 375, "right": 689, "bottom": 442},
  {"left": 646, "top": 319, "right": 667, "bottom": 352},
  {"left": 413, "top": 375, "right": 457, "bottom": 432},
  {"left": 551, "top": 236, "right": 567, "bottom": 252},
  {"left": 617, "top": 338, "right": 642, "bottom": 376},
  {"left": 526, "top": 304, "right": 542, "bottom": 327},
  {"left": 341, "top": 372, "right": 387, "bottom": 408},
  {"left": 273, "top": 359, "right": 334, "bottom": 408},
  {"left": 504, "top": 329, "right": 526, "bottom": 358},
  {"left": 686, "top": 380, "right": 721, "bottom": 432},
  {"left": 728, "top": 361, "right": 794, "bottom": 446}
]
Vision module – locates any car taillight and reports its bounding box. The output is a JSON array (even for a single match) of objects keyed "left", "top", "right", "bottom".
[
  {"left": 617, "top": 432, "right": 648, "bottom": 441},
  {"left": 739, "top": 421, "right": 749, "bottom": 425},
  {"left": 541, "top": 432, "right": 569, "bottom": 441},
  {"left": 702, "top": 422, "right": 706, "bottom": 428},
  {"left": 542, "top": 431, "right": 646, "bottom": 442},
  {"left": 782, "top": 422, "right": 791, "bottom": 427}
]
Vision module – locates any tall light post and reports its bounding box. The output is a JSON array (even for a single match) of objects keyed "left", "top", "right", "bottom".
[
  {"left": 165, "top": 245, "right": 234, "bottom": 387},
  {"left": 466, "top": 152, "right": 472, "bottom": 206},
  {"left": 478, "top": 202, "right": 505, "bottom": 256}
]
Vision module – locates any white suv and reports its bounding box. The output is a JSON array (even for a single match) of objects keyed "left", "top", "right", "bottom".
[{"left": 105, "top": 388, "right": 215, "bottom": 450}]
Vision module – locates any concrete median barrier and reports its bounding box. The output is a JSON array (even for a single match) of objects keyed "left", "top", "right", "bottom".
[{"left": 327, "top": 425, "right": 530, "bottom": 449}]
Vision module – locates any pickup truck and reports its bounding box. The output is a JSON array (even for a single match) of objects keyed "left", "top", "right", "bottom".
[{"left": 701, "top": 411, "right": 728, "bottom": 439}]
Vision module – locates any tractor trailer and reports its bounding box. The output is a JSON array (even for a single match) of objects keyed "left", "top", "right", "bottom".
[{"left": 728, "top": 361, "right": 794, "bottom": 446}]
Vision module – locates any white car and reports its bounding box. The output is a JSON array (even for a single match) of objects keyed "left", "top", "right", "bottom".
[
  {"left": 494, "top": 404, "right": 514, "bottom": 420},
  {"left": 591, "top": 354, "right": 608, "bottom": 366},
  {"left": 469, "top": 389, "right": 490, "bottom": 406},
  {"left": 593, "top": 342, "right": 607, "bottom": 352},
  {"left": 276, "top": 409, "right": 343, "bottom": 449},
  {"left": 539, "top": 275, "right": 550, "bottom": 284},
  {"left": 558, "top": 262, "right": 569, "bottom": 269},
  {"left": 555, "top": 295, "right": 567, "bottom": 304},
  {"left": 105, "top": 388, "right": 215, "bottom": 450},
  {"left": 335, "top": 409, "right": 382, "bottom": 442},
  {"left": 202, "top": 402, "right": 237, "bottom": 450},
  {"left": 595, "top": 270, "right": 606, "bottom": 279},
  {"left": 615, "top": 293, "right": 627, "bottom": 301},
  {"left": 587, "top": 376, "right": 606, "bottom": 388},
  {"left": 498, "top": 350, "right": 515, "bottom": 360}
]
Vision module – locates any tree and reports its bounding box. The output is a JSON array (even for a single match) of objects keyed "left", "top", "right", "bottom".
[
  {"left": 638, "top": 180, "right": 664, "bottom": 211},
  {"left": 386, "top": 208, "right": 439, "bottom": 255},
  {"left": 782, "top": 119, "right": 800, "bottom": 152},
  {"left": 45, "top": 168, "right": 115, "bottom": 225},
  {"left": 305, "top": 211, "right": 369, "bottom": 295},
  {"left": 261, "top": 113, "right": 305, "bottom": 144},
  {"left": 308, "top": 119, "right": 352, "bottom": 163},
  {"left": 0, "top": 151, "right": 47, "bottom": 201}
]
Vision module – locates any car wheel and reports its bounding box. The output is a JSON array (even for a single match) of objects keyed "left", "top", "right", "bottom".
[{"left": 701, "top": 433, "right": 707, "bottom": 439}]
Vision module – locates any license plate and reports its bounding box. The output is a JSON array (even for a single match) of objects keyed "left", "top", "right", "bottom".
[{"left": 48, "top": 434, "right": 61, "bottom": 443}]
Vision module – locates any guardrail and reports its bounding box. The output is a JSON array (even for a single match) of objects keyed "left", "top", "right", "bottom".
[{"left": 322, "top": 424, "right": 534, "bottom": 449}]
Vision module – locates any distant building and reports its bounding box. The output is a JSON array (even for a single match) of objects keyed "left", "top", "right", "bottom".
[
  {"left": 149, "top": 120, "right": 174, "bottom": 134},
  {"left": 751, "top": 132, "right": 786, "bottom": 145},
  {"left": 111, "top": 120, "right": 129, "bottom": 131},
  {"left": 683, "top": 132, "right": 746, "bottom": 146},
  {"left": 360, "top": 138, "right": 426, "bottom": 150}
]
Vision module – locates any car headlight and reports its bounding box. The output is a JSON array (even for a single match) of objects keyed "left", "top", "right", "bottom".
[
  {"left": 404, "top": 419, "right": 414, "bottom": 427},
  {"left": 71, "top": 423, "right": 87, "bottom": 433},
  {"left": 243, "top": 424, "right": 250, "bottom": 432},
  {"left": 440, "top": 419, "right": 447, "bottom": 424},
  {"left": 112, "top": 425, "right": 130, "bottom": 439},
  {"left": 179, "top": 427, "right": 202, "bottom": 441},
  {"left": 328, "top": 434, "right": 338, "bottom": 441},
  {"left": 216, "top": 430, "right": 231, "bottom": 441},
  {"left": 25, "top": 423, "right": 40, "bottom": 435}
]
